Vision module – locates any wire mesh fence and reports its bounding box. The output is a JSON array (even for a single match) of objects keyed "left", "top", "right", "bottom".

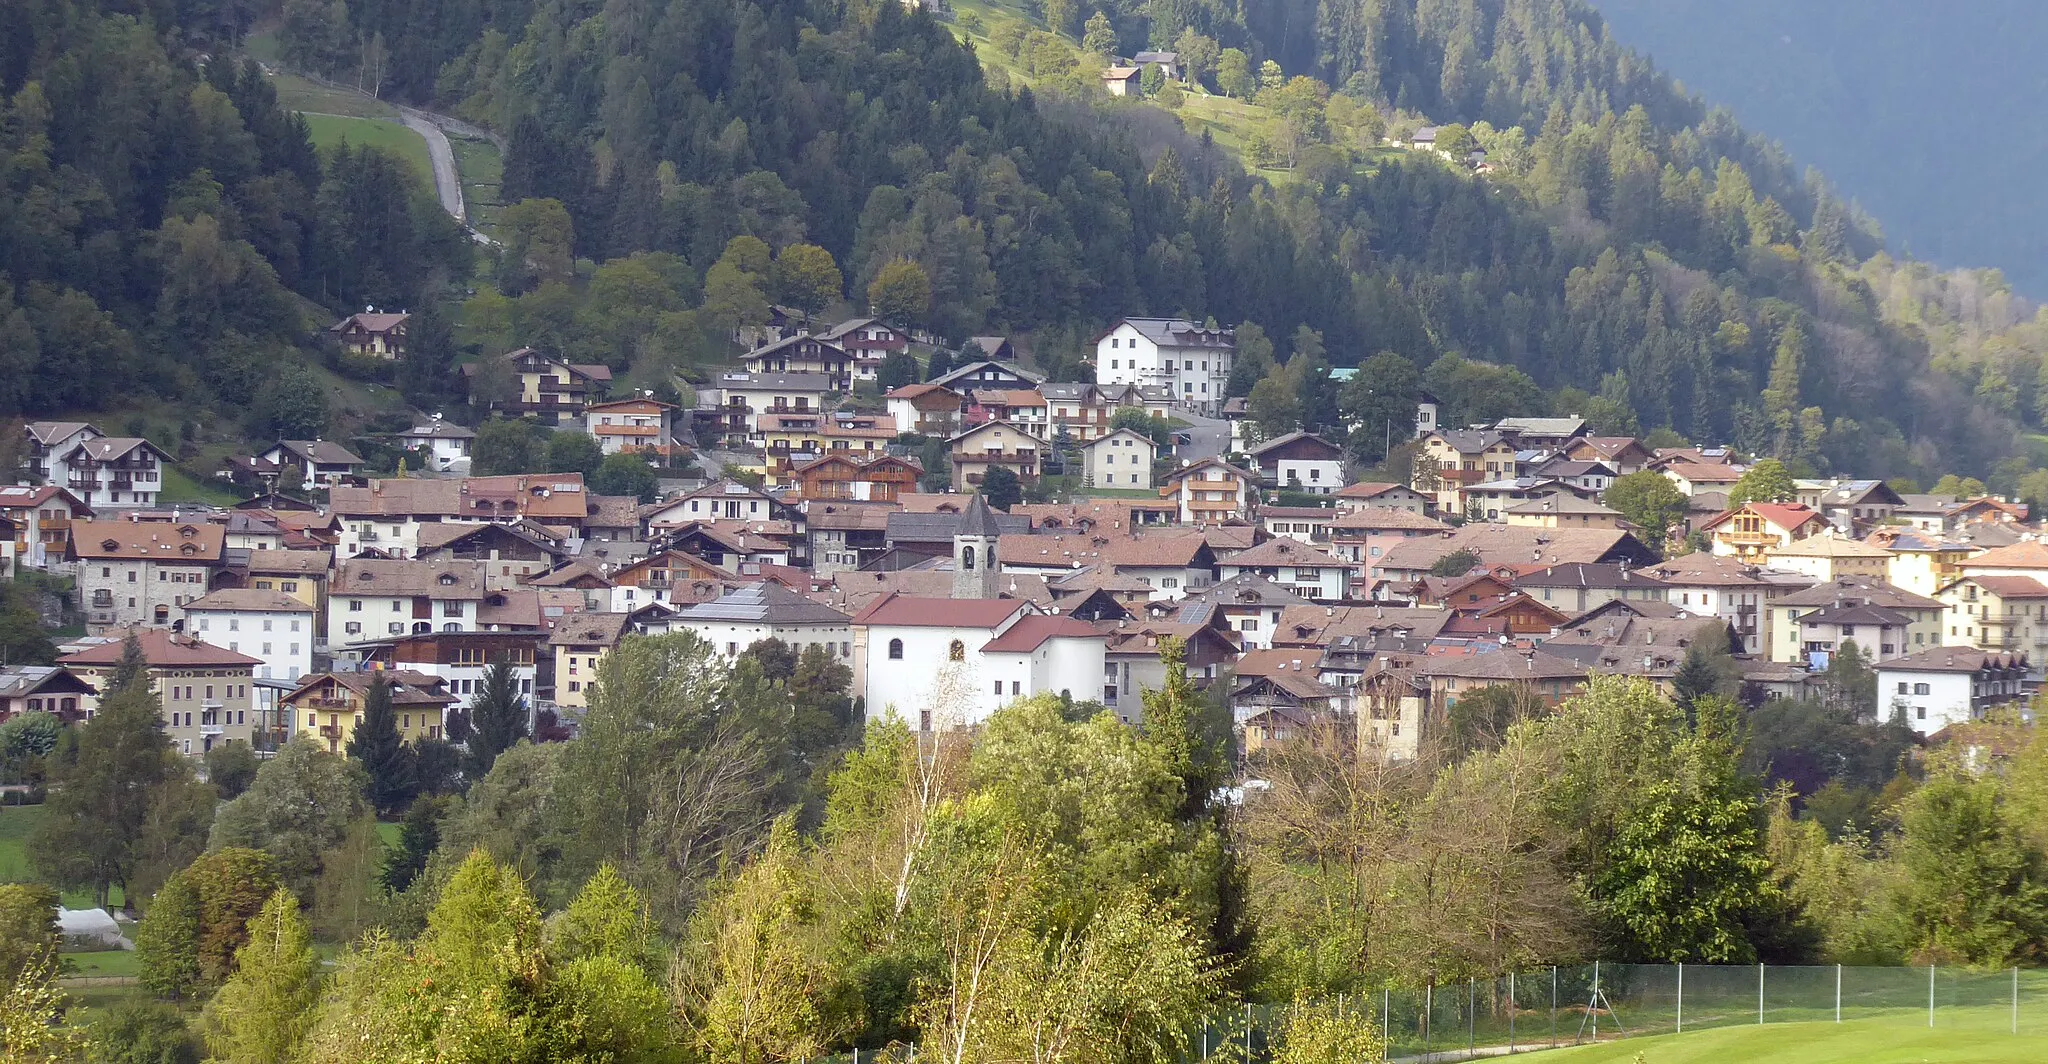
[{"left": 1183, "top": 963, "right": 2048, "bottom": 1061}]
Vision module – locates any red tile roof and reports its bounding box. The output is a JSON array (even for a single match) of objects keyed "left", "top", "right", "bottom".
[
  {"left": 60, "top": 629, "right": 261, "bottom": 668},
  {"left": 977, "top": 615, "right": 1102, "bottom": 654}
]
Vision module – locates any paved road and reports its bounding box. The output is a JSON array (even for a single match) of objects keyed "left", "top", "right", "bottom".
[
  {"left": 1175, "top": 409, "right": 1234, "bottom": 462},
  {"left": 397, "top": 110, "right": 464, "bottom": 223}
]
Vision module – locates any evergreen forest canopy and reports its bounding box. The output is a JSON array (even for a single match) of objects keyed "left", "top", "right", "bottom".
[{"left": 7, "top": 0, "right": 2048, "bottom": 489}]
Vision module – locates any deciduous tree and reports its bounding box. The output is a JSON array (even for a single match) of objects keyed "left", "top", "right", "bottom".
[
  {"left": 134, "top": 873, "right": 202, "bottom": 1001},
  {"left": 203, "top": 888, "right": 319, "bottom": 1064}
]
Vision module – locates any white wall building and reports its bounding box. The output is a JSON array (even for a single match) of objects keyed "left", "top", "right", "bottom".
[
  {"left": 1093, "top": 317, "right": 1234, "bottom": 413},
  {"left": 853, "top": 593, "right": 1106, "bottom": 728},
  {"left": 1080, "top": 428, "right": 1157, "bottom": 489},
  {"left": 398, "top": 419, "right": 476, "bottom": 473},
  {"left": 182, "top": 589, "right": 316, "bottom": 682},
  {"left": 1877, "top": 647, "right": 2029, "bottom": 736},
  {"left": 327, "top": 558, "right": 486, "bottom": 648},
  {"left": 671, "top": 582, "right": 853, "bottom": 661}
]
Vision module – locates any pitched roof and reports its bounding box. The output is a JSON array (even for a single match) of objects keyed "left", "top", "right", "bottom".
[
  {"left": 997, "top": 533, "right": 1103, "bottom": 568},
  {"left": 1503, "top": 495, "right": 1620, "bottom": 517},
  {"left": 269, "top": 439, "right": 363, "bottom": 465},
  {"left": 1247, "top": 430, "right": 1343, "bottom": 459},
  {"left": 1773, "top": 577, "right": 1940, "bottom": 611},
  {"left": 1329, "top": 506, "right": 1449, "bottom": 533},
  {"left": 1374, "top": 525, "right": 1654, "bottom": 573},
  {"left": 0, "top": 484, "right": 89, "bottom": 512},
  {"left": 851, "top": 592, "right": 1028, "bottom": 629},
  {"left": 1494, "top": 416, "right": 1586, "bottom": 437},
  {"left": 978, "top": 614, "right": 1103, "bottom": 654},
  {"left": 1224, "top": 538, "right": 1349, "bottom": 569},
  {"left": 1963, "top": 541, "right": 2048, "bottom": 570},
  {"left": 1430, "top": 429, "right": 1507, "bottom": 453},
  {"left": 68, "top": 520, "right": 225, "bottom": 561},
  {"left": 957, "top": 492, "right": 1006, "bottom": 538},
  {"left": 59, "top": 629, "right": 261, "bottom": 668},
  {"left": 1189, "top": 572, "right": 1311, "bottom": 609},
  {"left": 718, "top": 371, "right": 833, "bottom": 391},
  {"left": 182, "top": 589, "right": 315, "bottom": 612},
  {"left": 674, "top": 582, "right": 852, "bottom": 625},
  {"left": 1664, "top": 461, "right": 1746, "bottom": 484},
  {"left": 1796, "top": 603, "right": 1911, "bottom": 627},
  {"left": 1415, "top": 649, "right": 1588, "bottom": 682},
  {"left": 1333, "top": 481, "right": 1416, "bottom": 500},
  {"left": 400, "top": 420, "right": 476, "bottom": 440},
  {"left": 67, "top": 437, "right": 165, "bottom": 463},
  {"left": 1878, "top": 647, "right": 2028, "bottom": 673},
  {"left": 329, "top": 310, "right": 408, "bottom": 334},
  {"left": 243, "top": 548, "right": 331, "bottom": 575},
  {"left": 886, "top": 509, "right": 1031, "bottom": 545},
  {"left": 1513, "top": 563, "right": 1665, "bottom": 590},
  {"left": 1768, "top": 533, "right": 1891, "bottom": 558},
  {"left": 929, "top": 360, "right": 1046, "bottom": 389},
  {"left": 546, "top": 611, "right": 634, "bottom": 647},
  {"left": 25, "top": 421, "right": 98, "bottom": 445},
  {"left": 1960, "top": 575, "right": 2048, "bottom": 600},
  {"left": 333, "top": 558, "right": 487, "bottom": 599},
  {"left": 1100, "top": 532, "right": 1211, "bottom": 569}
]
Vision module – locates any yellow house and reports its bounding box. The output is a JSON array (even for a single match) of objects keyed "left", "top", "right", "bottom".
[
  {"left": 244, "top": 549, "right": 331, "bottom": 631},
  {"left": 1937, "top": 575, "right": 2048, "bottom": 653},
  {"left": 1417, "top": 429, "right": 1517, "bottom": 514},
  {"left": 1502, "top": 495, "right": 1625, "bottom": 531},
  {"left": 548, "top": 612, "right": 631, "bottom": 713},
  {"left": 1700, "top": 502, "right": 1827, "bottom": 562},
  {"left": 1763, "top": 531, "right": 1892, "bottom": 582},
  {"left": 1873, "top": 529, "right": 1977, "bottom": 599},
  {"left": 1161, "top": 457, "right": 1257, "bottom": 523},
  {"left": 282, "top": 670, "right": 458, "bottom": 753}
]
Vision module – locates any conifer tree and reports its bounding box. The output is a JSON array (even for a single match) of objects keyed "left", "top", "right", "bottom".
[
  {"left": 134, "top": 872, "right": 202, "bottom": 1001},
  {"left": 202, "top": 888, "right": 319, "bottom": 1064},
  {"left": 345, "top": 675, "right": 414, "bottom": 816},
  {"left": 463, "top": 660, "right": 528, "bottom": 780}
]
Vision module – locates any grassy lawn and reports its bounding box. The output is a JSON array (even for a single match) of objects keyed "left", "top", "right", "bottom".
[
  {"left": 63, "top": 950, "right": 140, "bottom": 978},
  {"left": 449, "top": 134, "right": 505, "bottom": 237},
  {"left": 159, "top": 464, "right": 243, "bottom": 507},
  {"left": 300, "top": 113, "right": 435, "bottom": 189},
  {"left": 1537, "top": 1019, "right": 2048, "bottom": 1063},
  {"left": 267, "top": 69, "right": 399, "bottom": 120},
  {"left": 0, "top": 804, "right": 125, "bottom": 910}
]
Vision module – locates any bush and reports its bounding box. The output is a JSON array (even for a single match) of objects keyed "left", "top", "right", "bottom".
[{"left": 89, "top": 1001, "right": 201, "bottom": 1064}]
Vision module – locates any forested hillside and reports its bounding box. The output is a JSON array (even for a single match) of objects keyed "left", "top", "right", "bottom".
[{"left": 8, "top": 0, "right": 2048, "bottom": 490}]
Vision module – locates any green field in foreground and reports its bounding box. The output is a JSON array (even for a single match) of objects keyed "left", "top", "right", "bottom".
[
  {"left": 1539, "top": 1020, "right": 2048, "bottom": 1063},
  {"left": 0, "top": 804, "right": 126, "bottom": 910},
  {"left": 299, "top": 113, "right": 434, "bottom": 188}
]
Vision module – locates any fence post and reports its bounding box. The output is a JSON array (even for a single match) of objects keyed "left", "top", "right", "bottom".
[
  {"left": 2015, "top": 967, "right": 2021, "bottom": 1036},
  {"left": 1425, "top": 983, "right": 1433, "bottom": 1053},
  {"left": 1550, "top": 965, "right": 1558, "bottom": 1048},
  {"left": 1757, "top": 962, "right": 1765, "bottom": 1026},
  {"left": 1383, "top": 986, "right": 1390, "bottom": 1044},
  {"left": 1677, "top": 962, "right": 1684, "bottom": 1034},
  {"left": 1468, "top": 978, "right": 1476, "bottom": 1056},
  {"left": 1929, "top": 964, "right": 1936, "bottom": 1028},
  {"left": 1592, "top": 961, "right": 1600, "bottom": 1040},
  {"left": 1509, "top": 970, "right": 1516, "bottom": 1052},
  {"left": 1836, "top": 964, "right": 1842, "bottom": 1024},
  {"left": 1245, "top": 1002, "right": 1252, "bottom": 1057}
]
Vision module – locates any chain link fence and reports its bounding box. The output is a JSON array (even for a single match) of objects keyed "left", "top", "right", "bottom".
[{"left": 1183, "top": 963, "right": 2048, "bottom": 1061}]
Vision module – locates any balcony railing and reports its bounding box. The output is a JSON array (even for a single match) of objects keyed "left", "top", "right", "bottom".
[{"left": 318, "top": 724, "right": 344, "bottom": 739}]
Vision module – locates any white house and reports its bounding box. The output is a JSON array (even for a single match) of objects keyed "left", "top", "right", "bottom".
[
  {"left": 853, "top": 593, "right": 1106, "bottom": 728},
  {"left": 1081, "top": 428, "right": 1156, "bottom": 489},
  {"left": 1247, "top": 431, "right": 1346, "bottom": 494},
  {"left": 643, "top": 479, "right": 778, "bottom": 528},
  {"left": 1877, "top": 647, "right": 2029, "bottom": 736},
  {"left": 1218, "top": 538, "right": 1352, "bottom": 602},
  {"left": 670, "top": 582, "right": 853, "bottom": 661},
  {"left": 583, "top": 397, "right": 678, "bottom": 456},
  {"left": 398, "top": 418, "right": 476, "bottom": 473},
  {"left": 182, "top": 588, "right": 317, "bottom": 682},
  {"left": 25, "top": 421, "right": 102, "bottom": 487},
  {"left": 1093, "top": 317, "right": 1234, "bottom": 413},
  {"left": 706, "top": 372, "right": 834, "bottom": 443},
  {"left": 327, "top": 558, "right": 486, "bottom": 648},
  {"left": 258, "top": 440, "right": 364, "bottom": 492},
  {"left": 60, "top": 437, "right": 170, "bottom": 508}
]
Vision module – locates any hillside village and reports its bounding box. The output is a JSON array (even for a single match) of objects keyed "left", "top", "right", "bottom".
[{"left": 4, "top": 308, "right": 2041, "bottom": 768}]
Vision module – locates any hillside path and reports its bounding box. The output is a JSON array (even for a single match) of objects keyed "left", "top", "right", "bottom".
[{"left": 396, "top": 109, "right": 464, "bottom": 223}]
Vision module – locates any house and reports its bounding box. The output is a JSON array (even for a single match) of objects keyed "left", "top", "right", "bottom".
[
  {"left": 884, "top": 507, "right": 1030, "bottom": 563},
  {"left": 657, "top": 521, "right": 796, "bottom": 571},
  {"left": 182, "top": 588, "right": 316, "bottom": 682},
  {"left": 930, "top": 360, "right": 1045, "bottom": 392},
  {"left": 1416, "top": 429, "right": 1518, "bottom": 513},
  {"left": 1763, "top": 531, "right": 1893, "bottom": 582},
  {"left": 1413, "top": 392, "right": 1440, "bottom": 439},
  {"left": 1100, "top": 620, "right": 1238, "bottom": 724},
  {"left": 1218, "top": 538, "right": 1351, "bottom": 602},
  {"left": 1327, "top": 507, "right": 1449, "bottom": 576},
  {"left": 741, "top": 334, "right": 854, "bottom": 391},
  {"left": 1565, "top": 436, "right": 1655, "bottom": 475},
  {"left": 352, "top": 630, "right": 541, "bottom": 703},
  {"left": 1460, "top": 478, "right": 1596, "bottom": 522},
  {"left": 1640, "top": 552, "right": 1792, "bottom": 657},
  {"left": 0, "top": 485, "right": 90, "bottom": 570},
  {"left": 1039, "top": 384, "right": 1119, "bottom": 443},
  {"left": 1371, "top": 525, "right": 1660, "bottom": 585},
  {"left": 1936, "top": 575, "right": 2048, "bottom": 655},
  {"left": 709, "top": 372, "right": 835, "bottom": 445},
  {"left": 1503, "top": 494, "right": 1625, "bottom": 530},
  {"left": 884, "top": 382, "right": 965, "bottom": 435},
  {"left": 60, "top": 629, "right": 260, "bottom": 755},
  {"left": 397, "top": 417, "right": 476, "bottom": 473},
  {"left": 1661, "top": 461, "right": 1747, "bottom": 496},
  {"left": 1515, "top": 563, "right": 1668, "bottom": 617},
  {"left": 647, "top": 479, "right": 782, "bottom": 528},
  {"left": 1131, "top": 49, "right": 1180, "bottom": 78},
  {"left": 25, "top": 422, "right": 102, "bottom": 487},
  {"left": 283, "top": 670, "right": 456, "bottom": 753},
  {"left": 0, "top": 666, "right": 97, "bottom": 723},
  {"left": 1894, "top": 494, "right": 1966, "bottom": 534},
  {"left": 545, "top": 612, "right": 631, "bottom": 714},
  {"left": 1331, "top": 482, "right": 1433, "bottom": 515},
  {"left": 1956, "top": 540, "right": 2048, "bottom": 580},
  {"left": 1161, "top": 457, "right": 1256, "bottom": 523},
  {"left": 257, "top": 440, "right": 363, "bottom": 493},
  {"left": 1235, "top": 670, "right": 1342, "bottom": 755},
  {"left": 1259, "top": 506, "right": 1337, "bottom": 545},
  {"left": 1522, "top": 457, "right": 1616, "bottom": 493},
  {"left": 467, "top": 348, "right": 614, "bottom": 425},
  {"left": 949, "top": 420, "right": 1046, "bottom": 490},
  {"left": 60, "top": 437, "right": 171, "bottom": 508},
  {"left": 672, "top": 582, "right": 853, "bottom": 661},
  {"left": 1878, "top": 648, "right": 2029, "bottom": 735},
  {"left": 69, "top": 519, "right": 228, "bottom": 631},
  {"left": 327, "top": 309, "right": 409, "bottom": 358},
  {"left": 1805, "top": 479, "right": 1905, "bottom": 534},
  {"left": 329, "top": 475, "right": 591, "bottom": 558},
  {"left": 1093, "top": 317, "right": 1235, "bottom": 414},
  {"left": 1869, "top": 528, "right": 1977, "bottom": 599},
  {"left": 803, "top": 503, "right": 894, "bottom": 575},
  {"left": 1099, "top": 534, "right": 1217, "bottom": 601},
  {"left": 605, "top": 549, "right": 739, "bottom": 613},
  {"left": 1793, "top": 603, "right": 1913, "bottom": 668},
  {"left": 820, "top": 318, "right": 910, "bottom": 381},
  {"left": 1081, "top": 428, "right": 1157, "bottom": 490},
  {"left": 1100, "top": 65, "right": 1142, "bottom": 96},
  {"left": 1408, "top": 126, "right": 1440, "bottom": 151},
  {"left": 414, "top": 522, "right": 566, "bottom": 589},
  {"left": 1412, "top": 649, "right": 1590, "bottom": 711},
  {"left": 1248, "top": 431, "right": 1345, "bottom": 494},
  {"left": 1492, "top": 416, "right": 1588, "bottom": 450},
  {"left": 966, "top": 336, "right": 1016, "bottom": 362},
  {"left": 583, "top": 397, "right": 679, "bottom": 456},
  {"left": 853, "top": 594, "right": 1106, "bottom": 727},
  {"left": 791, "top": 453, "right": 921, "bottom": 503},
  {"left": 751, "top": 410, "right": 897, "bottom": 484},
  {"left": 327, "top": 558, "right": 488, "bottom": 650},
  {"left": 1767, "top": 577, "right": 1943, "bottom": 665},
  {"left": 1700, "top": 502, "right": 1828, "bottom": 561}
]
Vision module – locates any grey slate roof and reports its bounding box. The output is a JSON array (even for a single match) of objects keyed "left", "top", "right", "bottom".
[
  {"left": 885, "top": 509, "right": 1030, "bottom": 546},
  {"left": 672, "top": 582, "right": 851, "bottom": 625}
]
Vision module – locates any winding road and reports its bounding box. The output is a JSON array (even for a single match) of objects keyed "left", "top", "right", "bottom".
[{"left": 397, "top": 110, "right": 465, "bottom": 224}]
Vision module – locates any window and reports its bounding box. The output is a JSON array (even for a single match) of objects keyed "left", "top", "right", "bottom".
[
  {"left": 1010, "top": 681, "right": 1021, "bottom": 695},
  {"left": 349, "top": 600, "right": 363, "bottom": 612},
  {"left": 1897, "top": 682, "right": 1908, "bottom": 694},
  {"left": 993, "top": 680, "right": 1002, "bottom": 695},
  {"left": 888, "top": 638, "right": 904, "bottom": 660},
  {"left": 1916, "top": 707, "right": 1927, "bottom": 720},
  {"left": 1913, "top": 683, "right": 1930, "bottom": 695},
  {"left": 961, "top": 545, "right": 976, "bottom": 571},
  {"left": 948, "top": 639, "right": 965, "bottom": 662}
]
